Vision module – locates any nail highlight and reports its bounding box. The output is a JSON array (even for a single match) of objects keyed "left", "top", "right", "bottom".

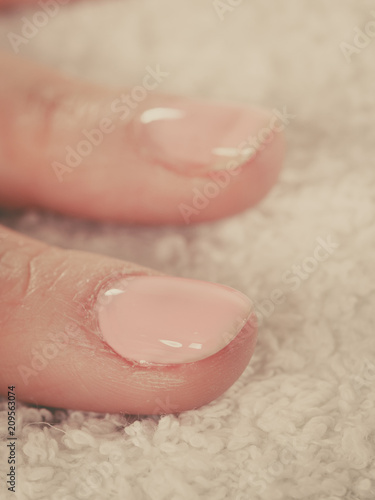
[
  {"left": 96, "top": 276, "right": 254, "bottom": 365},
  {"left": 132, "top": 101, "right": 271, "bottom": 175}
]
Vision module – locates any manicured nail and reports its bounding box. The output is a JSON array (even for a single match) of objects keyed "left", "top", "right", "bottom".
[
  {"left": 96, "top": 276, "right": 255, "bottom": 365},
  {"left": 132, "top": 100, "right": 271, "bottom": 174}
]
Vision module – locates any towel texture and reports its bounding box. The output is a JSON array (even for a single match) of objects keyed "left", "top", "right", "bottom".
[{"left": 0, "top": 1, "right": 374, "bottom": 499}]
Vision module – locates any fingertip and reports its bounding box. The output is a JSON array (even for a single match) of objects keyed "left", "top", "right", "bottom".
[
  {"left": 0, "top": 52, "right": 285, "bottom": 224},
  {"left": 0, "top": 230, "right": 258, "bottom": 415}
]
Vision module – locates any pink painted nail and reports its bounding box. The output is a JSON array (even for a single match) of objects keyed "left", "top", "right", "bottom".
[
  {"left": 132, "top": 100, "right": 273, "bottom": 175},
  {"left": 96, "top": 276, "right": 255, "bottom": 365}
]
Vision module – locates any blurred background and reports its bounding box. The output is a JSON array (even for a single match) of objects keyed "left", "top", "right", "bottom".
[{"left": 0, "top": 1, "right": 374, "bottom": 499}]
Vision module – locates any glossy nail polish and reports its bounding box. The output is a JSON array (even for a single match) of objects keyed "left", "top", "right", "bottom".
[
  {"left": 96, "top": 276, "right": 255, "bottom": 365},
  {"left": 132, "top": 100, "right": 273, "bottom": 175}
]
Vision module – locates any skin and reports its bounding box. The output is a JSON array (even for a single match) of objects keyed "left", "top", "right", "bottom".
[{"left": 0, "top": 0, "right": 283, "bottom": 414}]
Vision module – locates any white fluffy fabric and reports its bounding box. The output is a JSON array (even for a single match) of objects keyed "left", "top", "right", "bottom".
[{"left": 1, "top": 1, "right": 375, "bottom": 499}]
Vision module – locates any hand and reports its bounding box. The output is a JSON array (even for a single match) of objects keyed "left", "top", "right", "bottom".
[{"left": 0, "top": 2, "right": 284, "bottom": 414}]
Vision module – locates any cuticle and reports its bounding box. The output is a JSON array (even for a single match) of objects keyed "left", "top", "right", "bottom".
[{"left": 84, "top": 271, "right": 148, "bottom": 340}]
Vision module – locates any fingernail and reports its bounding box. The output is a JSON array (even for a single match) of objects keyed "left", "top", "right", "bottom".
[
  {"left": 131, "top": 100, "right": 271, "bottom": 174},
  {"left": 95, "top": 276, "right": 254, "bottom": 365}
]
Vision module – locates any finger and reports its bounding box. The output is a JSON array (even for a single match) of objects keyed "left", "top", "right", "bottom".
[
  {"left": 0, "top": 52, "right": 285, "bottom": 225},
  {"left": 0, "top": 225, "right": 257, "bottom": 414}
]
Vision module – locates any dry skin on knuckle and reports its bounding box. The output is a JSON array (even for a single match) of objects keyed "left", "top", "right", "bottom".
[
  {"left": 0, "top": 237, "right": 43, "bottom": 297},
  {"left": 0, "top": 239, "right": 68, "bottom": 329}
]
